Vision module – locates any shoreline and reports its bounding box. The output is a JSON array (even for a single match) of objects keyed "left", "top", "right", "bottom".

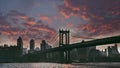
[{"left": 71, "top": 62, "right": 120, "bottom": 66}]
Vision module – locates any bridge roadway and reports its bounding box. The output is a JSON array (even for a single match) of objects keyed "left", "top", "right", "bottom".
[{"left": 38, "top": 35, "right": 120, "bottom": 53}]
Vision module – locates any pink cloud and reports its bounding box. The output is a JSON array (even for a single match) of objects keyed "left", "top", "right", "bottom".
[{"left": 40, "top": 15, "right": 52, "bottom": 24}]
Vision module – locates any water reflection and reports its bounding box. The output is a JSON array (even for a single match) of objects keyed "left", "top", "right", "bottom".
[{"left": 0, "top": 63, "right": 120, "bottom": 68}]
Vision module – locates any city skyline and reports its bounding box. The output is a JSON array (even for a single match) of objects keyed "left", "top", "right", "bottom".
[
  {"left": 0, "top": 0, "right": 120, "bottom": 51},
  {"left": 0, "top": 34, "right": 119, "bottom": 63},
  {"left": 0, "top": 36, "right": 119, "bottom": 53}
]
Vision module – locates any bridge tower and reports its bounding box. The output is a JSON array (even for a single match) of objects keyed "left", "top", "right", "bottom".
[
  {"left": 59, "top": 29, "right": 70, "bottom": 46},
  {"left": 59, "top": 29, "right": 71, "bottom": 63}
]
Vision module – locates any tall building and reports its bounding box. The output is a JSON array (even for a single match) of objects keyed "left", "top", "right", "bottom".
[
  {"left": 41, "top": 40, "right": 46, "bottom": 51},
  {"left": 17, "top": 36, "right": 23, "bottom": 49},
  {"left": 30, "top": 39, "right": 35, "bottom": 50},
  {"left": 17, "top": 36, "right": 23, "bottom": 55},
  {"left": 41, "top": 40, "right": 51, "bottom": 51}
]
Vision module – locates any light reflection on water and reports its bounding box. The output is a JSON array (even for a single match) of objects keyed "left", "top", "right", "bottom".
[{"left": 0, "top": 63, "right": 120, "bottom": 68}]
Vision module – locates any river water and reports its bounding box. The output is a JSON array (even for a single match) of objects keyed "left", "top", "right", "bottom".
[{"left": 0, "top": 63, "right": 120, "bottom": 68}]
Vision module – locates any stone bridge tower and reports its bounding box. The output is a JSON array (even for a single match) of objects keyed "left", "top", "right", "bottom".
[
  {"left": 59, "top": 29, "right": 70, "bottom": 63},
  {"left": 59, "top": 29, "right": 70, "bottom": 46}
]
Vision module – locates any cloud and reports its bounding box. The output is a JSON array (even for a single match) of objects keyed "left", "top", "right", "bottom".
[
  {"left": 58, "top": 0, "right": 120, "bottom": 37},
  {"left": 6, "top": 10, "right": 37, "bottom": 26},
  {"left": 0, "top": 10, "right": 57, "bottom": 47},
  {"left": 19, "top": 16, "right": 28, "bottom": 20},
  {"left": 39, "top": 15, "right": 52, "bottom": 24},
  {"left": 66, "top": 23, "right": 74, "bottom": 28},
  {"left": 76, "top": 21, "right": 120, "bottom": 37},
  {"left": 58, "top": 0, "right": 120, "bottom": 21},
  {"left": 7, "top": 10, "right": 26, "bottom": 17},
  {"left": 59, "top": 9, "right": 71, "bottom": 19},
  {"left": 57, "top": 0, "right": 89, "bottom": 20},
  {"left": 26, "top": 17, "right": 36, "bottom": 25}
]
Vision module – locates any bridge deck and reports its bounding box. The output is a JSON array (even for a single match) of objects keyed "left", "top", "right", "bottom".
[{"left": 38, "top": 35, "right": 120, "bottom": 53}]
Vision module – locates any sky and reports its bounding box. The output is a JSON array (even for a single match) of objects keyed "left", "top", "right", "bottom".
[{"left": 0, "top": 0, "right": 120, "bottom": 51}]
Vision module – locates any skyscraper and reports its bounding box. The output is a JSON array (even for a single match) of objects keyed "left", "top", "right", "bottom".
[
  {"left": 17, "top": 36, "right": 23, "bottom": 55},
  {"left": 41, "top": 40, "right": 51, "bottom": 51},
  {"left": 30, "top": 39, "right": 35, "bottom": 50},
  {"left": 41, "top": 40, "right": 46, "bottom": 51},
  {"left": 17, "top": 36, "right": 23, "bottom": 49}
]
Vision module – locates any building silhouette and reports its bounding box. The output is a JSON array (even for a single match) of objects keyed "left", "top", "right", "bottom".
[
  {"left": 17, "top": 36, "right": 23, "bottom": 49},
  {"left": 41, "top": 40, "right": 46, "bottom": 51},
  {"left": 17, "top": 36, "right": 23, "bottom": 55},
  {"left": 108, "top": 43, "right": 119, "bottom": 57},
  {"left": 4, "top": 44, "right": 8, "bottom": 47},
  {"left": 35, "top": 47, "right": 40, "bottom": 51},
  {"left": 0, "top": 44, "right": 22, "bottom": 62},
  {"left": 0, "top": 29, "right": 120, "bottom": 63},
  {"left": 28, "top": 39, "right": 35, "bottom": 53},
  {"left": 41, "top": 40, "right": 51, "bottom": 51},
  {"left": 100, "top": 43, "right": 120, "bottom": 57},
  {"left": 23, "top": 48, "right": 27, "bottom": 55},
  {"left": 30, "top": 39, "right": 35, "bottom": 50}
]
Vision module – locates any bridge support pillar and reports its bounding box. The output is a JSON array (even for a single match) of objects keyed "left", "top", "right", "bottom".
[
  {"left": 64, "top": 50, "right": 71, "bottom": 63},
  {"left": 59, "top": 29, "right": 70, "bottom": 63}
]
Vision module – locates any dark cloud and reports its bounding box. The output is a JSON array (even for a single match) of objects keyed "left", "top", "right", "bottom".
[
  {"left": 7, "top": 10, "right": 26, "bottom": 17},
  {"left": 76, "top": 20, "right": 120, "bottom": 37},
  {"left": 0, "top": 10, "right": 57, "bottom": 46},
  {"left": 58, "top": 0, "right": 120, "bottom": 20},
  {"left": 58, "top": 0, "right": 120, "bottom": 36}
]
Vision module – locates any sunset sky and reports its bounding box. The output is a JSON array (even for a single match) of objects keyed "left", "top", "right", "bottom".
[{"left": 0, "top": 0, "right": 120, "bottom": 51}]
